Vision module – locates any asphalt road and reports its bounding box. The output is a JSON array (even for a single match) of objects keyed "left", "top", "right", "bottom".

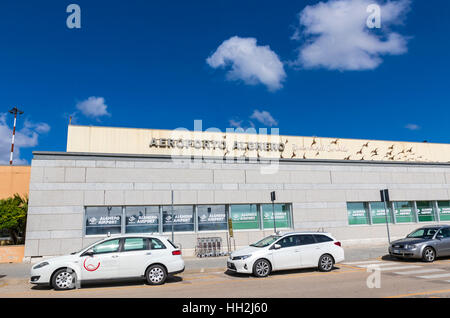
[
  {"left": 1, "top": 256, "right": 450, "bottom": 298},
  {"left": 0, "top": 245, "right": 389, "bottom": 279}
]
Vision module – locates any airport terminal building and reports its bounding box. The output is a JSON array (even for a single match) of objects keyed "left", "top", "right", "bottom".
[{"left": 23, "top": 125, "right": 450, "bottom": 260}]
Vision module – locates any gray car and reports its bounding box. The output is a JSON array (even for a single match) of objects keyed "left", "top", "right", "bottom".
[{"left": 388, "top": 225, "right": 450, "bottom": 262}]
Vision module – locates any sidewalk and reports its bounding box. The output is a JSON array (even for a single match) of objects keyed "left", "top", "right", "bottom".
[{"left": 0, "top": 245, "right": 389, "bottom": 279}]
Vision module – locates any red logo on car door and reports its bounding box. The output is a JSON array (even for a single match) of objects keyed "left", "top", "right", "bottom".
[{"left": 83, "top": 258, "right": 100, "bottom": 271}]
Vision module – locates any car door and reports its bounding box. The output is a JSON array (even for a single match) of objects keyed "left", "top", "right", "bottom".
[
  {"left": 80, "top": 238, "right": 121, "bottom": 280},
  {"left": 435, "top": 228, "right": 450, "bottom": 256},
  {"left": 117, "top": 237, "right": 151, "bottom": 278},
  {"left": 118, "top": 237, "right": 169, "bottom": 278},
  {"left": 270, "top": 235, "right": 302, "bottom": 270},
  {"left": 298, "top": 235, "right": 323, "bottom": 267}
]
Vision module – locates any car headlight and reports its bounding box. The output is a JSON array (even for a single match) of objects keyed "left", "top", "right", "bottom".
[
  {"left": 405, "top": 244, "right": 416, "bottom": 249},
  {"left": 233, "top": 254, "right": 252, "bottom": 260},
  {"left": 33, "top": 262, "right": 49, "bottom": 270}
]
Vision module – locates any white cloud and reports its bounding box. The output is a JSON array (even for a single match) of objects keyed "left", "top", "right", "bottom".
[
  {"left": 0, "top": 113, "right": 50, "bottom": 165},
  {"left": 76, "top": 96, "right": 110, "bottom": 118},
  {"left": 207, "top": 36, "right": 286, "bottom": 91},
  {"left": 23, "top": 119, "right": 51, "bottom": 134},
  {"left": 229, "top": 119, "right": 243, "bottom": 128},
  {"left": 405, "top": 123, "right": 420, "bottom": 131},
  {"left": 293, "top": 0, "right": 410, "bottom": 70},
  {"left": 250, "top": 110, "right": 278, "bottom": 127}
]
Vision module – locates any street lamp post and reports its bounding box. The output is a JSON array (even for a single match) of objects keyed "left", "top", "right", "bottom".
[{"left": 8, "top": 107, "right": 24, "bottom": 166}]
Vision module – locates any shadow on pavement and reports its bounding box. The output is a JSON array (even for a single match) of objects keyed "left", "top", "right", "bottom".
[
  {"left": 30, "top": 275, "right": 183, "bottom": 291},
  {"left": 224, "top": 266, "right": 341, "bottom": 278},
  {"left": 31, "top": 285, "right": 52, "bottom": 291}
]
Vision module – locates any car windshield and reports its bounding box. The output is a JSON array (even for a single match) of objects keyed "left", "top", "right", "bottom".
[
  {"left": 250, "top": 235, "right": 281, "bottom": 248},
  {"left": 71, "top": 238, "right": 105, "bottom": 255},
  {"left": 407, "top": 228, "right": 439, "bottom": 239}
]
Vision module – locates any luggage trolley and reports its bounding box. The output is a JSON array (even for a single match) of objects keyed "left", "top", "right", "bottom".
[{"left": 195, "top": 237, "right": 226, "bottom": 257}]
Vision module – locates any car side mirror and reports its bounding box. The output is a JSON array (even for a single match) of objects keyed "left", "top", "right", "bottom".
[
  {"left": 82, "top": 250, "right": 94, "bottom": 257},
  {"left": 272, "top": 244, "right": 281, "bottom": 250},
  {"left": 436, "top": 235, "right": 444, "bottom": 240}
]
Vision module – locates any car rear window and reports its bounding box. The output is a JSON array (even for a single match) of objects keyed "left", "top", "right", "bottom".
[
  {"left": 123, "top": 238, "right": 146, "bottom": 251},
  {"left": 149, "top": 238, "right": 167, "bottom": 250},
  {"left": 298, "top": 235, "right": 316, "bottom": 245},
  {"left": 314, "top": 235, "right": 333, "bottom": 243}
]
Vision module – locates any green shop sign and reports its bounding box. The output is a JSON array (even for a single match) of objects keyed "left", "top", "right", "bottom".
[{"left": 230, "top": 210, "right": 259, "bottom": 230}]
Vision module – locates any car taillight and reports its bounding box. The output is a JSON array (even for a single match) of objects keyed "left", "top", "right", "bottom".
[
  {"left": 334, "top": 241, "right": 341, "bottom": 247},
  {"left": 172, "top": 250, "right": 181, "bottom": 255}
]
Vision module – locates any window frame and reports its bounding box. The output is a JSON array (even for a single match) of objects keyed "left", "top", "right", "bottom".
[
  {"left": 124, "top": 206, "right": 160, "bottom": 234},
  {"left": 84, "top": 203, "right": 294, "bottom": 237},
  {"left": 89, "top": 238, "right": 121, "bottom": 255},
  {"left": 120, "top": 237, "right": 149, "bottom": 253},
  {"left": 275, "top": 235, "right": 301, "bottom": 249},
  {"left": 84, "top": 206, "right": 123, "bottom": 236},
  {"left": 149, "top": 237, "right": 167, "bottom": 250},
  {"left": 313, "top": 234, "right": 333, "bottom": 243},
  {"left": 347, "top": 202, "right": 370, "bottom": 226}
]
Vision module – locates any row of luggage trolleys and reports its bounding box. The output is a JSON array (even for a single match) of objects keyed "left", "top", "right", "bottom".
[{"left": 195, "top": 237, "right": 229, "bottom": 257}]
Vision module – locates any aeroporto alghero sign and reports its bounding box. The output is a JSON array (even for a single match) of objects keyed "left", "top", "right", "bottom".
[
  {"left": 149, "top": 138, "right": 285, "bottom": 152},
  {"left": 67, "top": 125, "right": 450, "bottom": 163}
]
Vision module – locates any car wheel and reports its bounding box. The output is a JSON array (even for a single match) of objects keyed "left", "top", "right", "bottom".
[
  {"left": 52, "top": 268, "right": 77, "bottom": 291},
  {"left": 422, "top": 247, "right": 436, "bottom": 262},
  {"left": 146, "top": 264, "right": 167, "bottom": 285},
  {"left": 253, "top": 259, "right": 271, "bottom": 278},
  {"left": 318, "top": 254, "right": 334, "bottom": 272}
]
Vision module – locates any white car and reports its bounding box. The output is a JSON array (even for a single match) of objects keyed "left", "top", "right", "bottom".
[
  {"left": 227, "top": 232, "right": 344, "bottom": 277},
  {"left": 30, "top": 234, "right": 185, "bottom": 290}
]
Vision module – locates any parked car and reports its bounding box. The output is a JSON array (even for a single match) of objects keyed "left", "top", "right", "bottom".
[
  {"left": 30, "top": 234, "right": 185, "bottom": 290},
  {"left": 389, "top": 225, "right": 450, "bottom": 262},
  {"left": 226, "top": 232, "right": 344, "bottom": 277}
]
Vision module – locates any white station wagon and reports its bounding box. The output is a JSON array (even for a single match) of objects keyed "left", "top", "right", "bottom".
[
  {"left": 227, "top": 232, "right": 345, "bottom": 277},
  {"left": 30, "top": 234, "right": 185, "bottom": 290}
]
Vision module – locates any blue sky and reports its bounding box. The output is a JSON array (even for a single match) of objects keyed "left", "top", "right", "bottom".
[{"left": 0, "top": 0, "right": 449, "bottom": 164}]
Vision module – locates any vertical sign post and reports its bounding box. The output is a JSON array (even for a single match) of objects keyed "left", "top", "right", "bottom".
[
  {"left": 380, "top": 189, "right": 391, "bottom": 243},
  {"left": 171, "top": 190, "right": 174, "bottom": 243},
  {"left": 228, "top": 217, "right": 233, "bottom": 238},
  {"left": 271, "top": 191, "right": 277, "bottom": 234},
  {"left": 227, "top": 217, "right": 233, "bottom": 253}
]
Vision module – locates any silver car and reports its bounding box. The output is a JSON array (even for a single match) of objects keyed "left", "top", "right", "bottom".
[{"left": 389, "top": 225, "right": 450, "bottom": 262}]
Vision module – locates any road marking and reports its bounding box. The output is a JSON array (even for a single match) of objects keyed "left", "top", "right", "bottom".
[
  {"left": 343, "top": 260, "right": 383, "bottom": 265},
  {"left": 338, "top": 264, "right": 365, "bottom": 270},
  {"left": 387, "top": 288, "right": 450, "bottom": 298},
  {"left": 394, "top": 268, "right": 445, "bottom": 275},
  {"left": 417, "top": 273, "right": 450, "bottom": 279},
  {"left": 1, "top": 268, "right": 365, "bottom": 297},
  {"left": 377, "top": 265, "right": 422, "bottom": 272},
  {"left": 356, "top": 262, "right": 398, "bottom": 268}
]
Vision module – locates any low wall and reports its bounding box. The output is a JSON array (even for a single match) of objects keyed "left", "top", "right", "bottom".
[{"left": 0, "top": 245, "right": 25, "bottom": 263}]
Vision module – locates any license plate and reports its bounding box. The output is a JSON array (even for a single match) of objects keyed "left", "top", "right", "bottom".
[{"left": 394, "top": 250, "right": 401, "bottom": 254}]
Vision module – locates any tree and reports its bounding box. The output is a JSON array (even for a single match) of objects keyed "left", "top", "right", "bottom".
[{"left": 0, "top": 194, "right": 28, "bottom": 245}]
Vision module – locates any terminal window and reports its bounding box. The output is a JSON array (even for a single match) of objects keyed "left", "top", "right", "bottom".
[{"left": 348, "top": 200, "right": 448, "bottom": 225}]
